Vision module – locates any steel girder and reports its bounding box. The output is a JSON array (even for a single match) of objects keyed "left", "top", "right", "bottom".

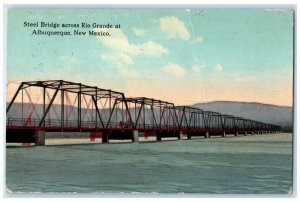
[
  {"left": 175, "top": 106, "right": 205, "bottom": 130},
  {"left": 120, "top": 97, "right": 179, "bottom": 130},
  {"left": 6, "top": 80, "right": 133, "bottom": 130}
]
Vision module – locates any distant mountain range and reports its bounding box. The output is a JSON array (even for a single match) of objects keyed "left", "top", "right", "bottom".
[
  {"left": 192, "top": 101, "right": 293, "bottom": 132},
  {"left": 6, "top": 101, "right": 293, "bottom": 132}
]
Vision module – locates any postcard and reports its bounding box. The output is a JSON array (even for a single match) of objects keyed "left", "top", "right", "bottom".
[{"left": 5, "top": 7, "right": 294, "bottom": 195}]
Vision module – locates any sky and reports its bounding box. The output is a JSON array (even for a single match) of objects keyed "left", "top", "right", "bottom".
[{"left": 6, "top": 8, "right": 294, "bottom": 106}]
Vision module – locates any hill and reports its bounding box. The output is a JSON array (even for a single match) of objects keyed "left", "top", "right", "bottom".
[
  {"left": 6, "top": 101, "right": 293, "bottom": 132},
  {"left": 192, "top": 101, "right": 293, "bottom": 132}
]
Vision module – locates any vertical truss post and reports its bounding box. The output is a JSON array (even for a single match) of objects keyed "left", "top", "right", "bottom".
[
  {"left": 123, "top": 95, "right": 133, "bottom": 129},
  {"left": 233, "top": 117, "right": 237, "bottom": 131},
  {"left": 208, "top": 114, "right": 212, "bottom": 129},
  {"left": 151, "top": 105, "right": 155, "bottom": 129},
  {"left": 143, "top": 101, "right": 145, "bottom": 130},
  {"left": 95, "top": 88, "right": 97, "bottom": 129},
  {"left": 220, "top": 115, "right": 224, "bottom": 130},
  {"left": 78, "top": 83, "right": 81, "bottom": 129},
  {"left": 179, "top": 108, "right": 183, "bottom": 129},
  {"left": 106, "top": 99, "right": 117, "bottom": 128},
  {"left": 135, "top": 103, "right": 137, "bottom": 125},
  {"left": 135, "top": 103, "right": 143, "bottom": 128},
  {"left": 61, "top": 90, "right": 64, "bottom": 129},
  {"left": 151, "top": 100, "right": 154, "bottom": 129},
  {"left": 173, "top": 106, "right": 179, "bottom": 130},
  {"left": 222, "top": 116, "right": 226, "bottom": 130},
  {"left": 21, "top": 89, "right": 24, "bottom": 125},
  {"left": 159, "top": 107, "right": 165, "bottom": 128},
  {"left": 202, "top": 112, "right": 206, "bottom": 129},
  {"left": 43, "top": 87, "right": 46, "bottom": 127},
  {"left": 179, "top": 108, "right": 184, "bottom": 129},
  {"left": 195, "top": 112, "right": 198, "bottom": 129},
  {"left": 159, "top": 102, "right": 161, "bottom": 128},
  {"left": 183, "top": 108, "right": 187, "bottom": 129},
  {"left": 92, "top": 95, "right": 105, "bottom": 128},
  {"left": 109, "top": 91, "right": 112, "bottom": 114},
  {"left": 122, "top": 100, "right": 124, "bottom": 124}
]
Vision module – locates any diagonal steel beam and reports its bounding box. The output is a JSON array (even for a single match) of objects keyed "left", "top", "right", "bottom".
[
  {"left": 92, "top": 95, "right": 105, "bottom": 128},
  {"left": 38, "top": 81, "right": 62, "bottom": 127},
  {"left": 106, "top": 99, "right": 117, "bottom": 128},
  {"left": 122, "top": 95, "right": 134, "bottom": 129}
]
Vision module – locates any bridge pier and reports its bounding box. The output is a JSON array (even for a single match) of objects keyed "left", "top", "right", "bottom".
[
  {"left": 35, "top": 130, "right": 45, "bottom": 146},
  {"left": 205, "top": 131, "right": 210, "bottom": 138},
  {"left": 156, "top": 131, "right": 162, "bottom": 141},
  {"left": 133, "top": 130, "right": 139, "bottom": 143},
  {"left": 222, "top": 132, "right": 226, "bottom": 137},
  {"left": 187, "top": 133, "right": 191, "bottom": 139},
  {"left": 102, "top": 132, "right": 108, "bottom": 143},
  {"left": 179, "top": 131, "right": 184, "bottom": 140},
  {"left": 235, "top": 132, "right": 238, "bottom": 136}
]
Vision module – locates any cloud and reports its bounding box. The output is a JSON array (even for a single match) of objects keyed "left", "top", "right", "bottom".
[
  {"left": 132, "top": 27, "right": 145, "bottom": 37},
  {"left": 118, "top": 53, "right": 134, "bottom": 65},
  {"left": 195, "top": 36, "right": 204, "bottom": 44},
  {"left": 236, "top": 76, "right": 256, "bottom": 82},
  {"left": 101, "top": 53, "right": 133, "bottom": 65},
  {"left": 162, "top": 63, "right": 186, "bottom": 77},
  {"left": 191, "top": 64, "right": 204, "bottom": 73},
  {"left": 159, "top": 16, "right": 190, "bottom": 40},
  {"left": 215, "top": 64, "right": 223, "bottom": 72},
  {"left": 140, "top": 41, "right": 169, "bottom": 57},
  {"left": 95, "top": 28, "right": 169, "bottom": 65},
  {"left": 100, "top": 53, "right": 140, "bottom": 79},
  {"left": 118, "top": 66, "right": 140, "bottom": 79}
]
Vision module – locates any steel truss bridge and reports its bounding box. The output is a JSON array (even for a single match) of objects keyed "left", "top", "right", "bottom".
[{"left": 6, "top": 80, "right": 281, "bottom": 144}]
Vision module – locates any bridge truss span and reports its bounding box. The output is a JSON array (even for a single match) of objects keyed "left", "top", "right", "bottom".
[
  {"left": 6, "top": 80, "right": 133, "bottom": 131},
  {"left": 6, "top": 80, "right": 282, "bottom": 145}
]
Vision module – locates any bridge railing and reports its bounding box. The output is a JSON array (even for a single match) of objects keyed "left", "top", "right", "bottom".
[
  {"left": 6, "top": 118, "right": 110, "bottom": 129},
  {"left": 134, "top": 123, "right": 179, "bottom": 130}
]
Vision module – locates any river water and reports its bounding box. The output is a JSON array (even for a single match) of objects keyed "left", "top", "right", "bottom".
[{"left": 5, "top": 133, "right": 292, "bottom": 194}]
